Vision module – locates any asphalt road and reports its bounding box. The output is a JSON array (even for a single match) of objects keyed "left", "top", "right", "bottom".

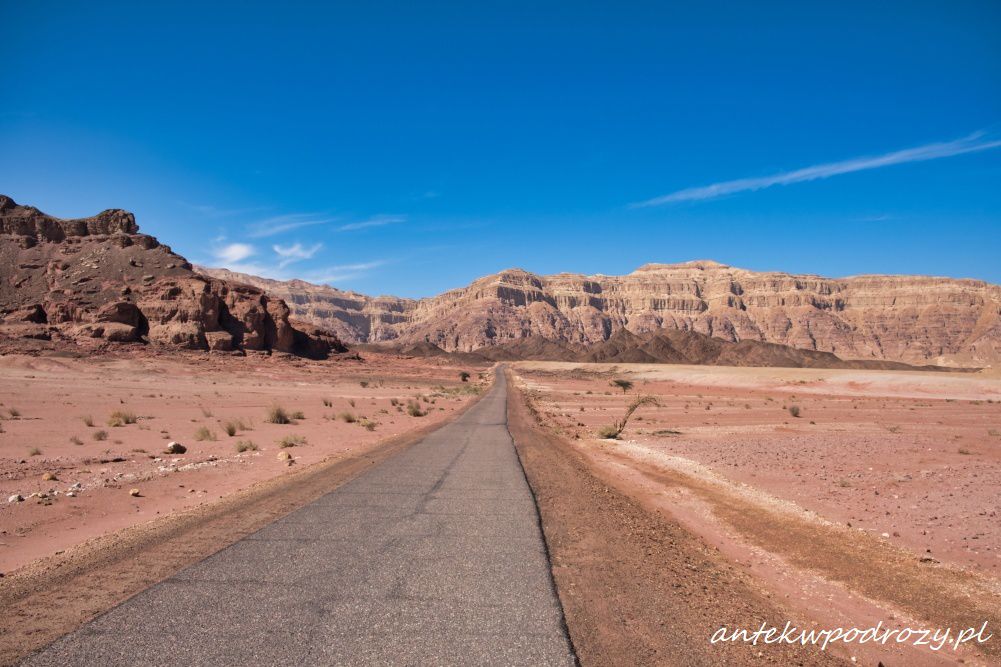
[{"left": 22, "top": 371, "right": 576, "bottom": 666}]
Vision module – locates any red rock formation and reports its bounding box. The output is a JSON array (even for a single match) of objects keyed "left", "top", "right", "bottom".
[
  {"left": 200, "top": 261, "right": 1001, "bottom": 367},
  {"left": 0, "top": 196, "right": 344, "bottom": 358}
]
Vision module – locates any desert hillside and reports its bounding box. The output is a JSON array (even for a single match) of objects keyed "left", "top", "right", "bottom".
[
  {"left": 0, "top": 196, "right": 343, "bottom": 357},
  {"left": 200, "top": 261, "right": 1001, "bottom": 367}
]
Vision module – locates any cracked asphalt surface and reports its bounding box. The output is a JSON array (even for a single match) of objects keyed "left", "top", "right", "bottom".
[{"left": 22, "top": 371, "right": 576, "bottom": 666}]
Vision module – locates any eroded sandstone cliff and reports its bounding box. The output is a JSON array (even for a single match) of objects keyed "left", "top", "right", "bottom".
[
  {"left": 0, "top": 196, "right": 344, "bottom": 357},
  {"left": 199, "top": 261, "right": 1001, "bottom": 367}
]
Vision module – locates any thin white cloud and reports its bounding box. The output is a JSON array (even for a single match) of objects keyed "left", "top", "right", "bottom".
[
  {"left": 632, "top": 131, "right": 1001, "bottom": 207},
  {"left": 247, "top": 213, "right": 338, "bottom": 238},
  {"left": 273, "top": 242, "right": 323, "bottom": 268},
  {"left": 213, "top": 242, "right": 256, "bottom": 263},
  {"left": 337, "top": 215, "right": 406, "bottom": 232}
]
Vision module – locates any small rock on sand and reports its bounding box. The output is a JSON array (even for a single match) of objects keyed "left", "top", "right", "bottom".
[
  {"left": 129, "top": 488, "right": 141, "bottom": 497},
  {"left": 277, "top": 451, "right": 293, "bottom": 461},
  {"left": 165, "top": 442, "right": 187, "bottom": 454},
  {"left": 42, "top": 472, "right": 58, "bottom": 481},
  {"left": 7, "top": 494, "right": 23, "bottom": 503}
]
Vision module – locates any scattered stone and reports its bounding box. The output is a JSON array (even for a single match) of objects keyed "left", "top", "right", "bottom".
[
  {"left": 165, "top": 441, "right": 187, "bottom": 454},
  {"left": 129, "top": 488, "right": 141, "bottom": 497},
  {"left": 7, "top": 494, "right": 23, "bottom": 503},
  {"left": 66, "top": 491, "right": 77, "bottom": 497},
  {"left": 277, "top": 451, "right": 293, "bottom": 461}
]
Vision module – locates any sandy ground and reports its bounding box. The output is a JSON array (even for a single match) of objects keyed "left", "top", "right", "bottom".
[
  {"left": 512, "top": 362, "right": 1001, "bottom": 665},
  {"left": 515, "top": 362, "right": 1001, "bottom": 573},
  {"left": 0, "top": 351, "right": 486, "bottom": 575}
]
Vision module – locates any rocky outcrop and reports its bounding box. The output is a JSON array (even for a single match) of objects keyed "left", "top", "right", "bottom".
[
  {"left": 200, "top": 261, "right": 1001, "bottom": 367},
  {"left": 0, "top": 196, "right": 344, "bottom": 358}
]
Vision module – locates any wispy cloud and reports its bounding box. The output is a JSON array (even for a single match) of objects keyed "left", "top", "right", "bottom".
[
  {"left": 273, "top": 242, "right": 323, "bottom": 268},
  {"left": 247, "top": 213, "right": 338, "bottom": 238},
  {"left": 213, "top": 242, "right": 256, "bottom": 263},
  {"left": 632, "top": 131, "right": 1001, "bottom": 207},
  {"left": 337, "top": 215, "right": 406, "bottom": 232}
]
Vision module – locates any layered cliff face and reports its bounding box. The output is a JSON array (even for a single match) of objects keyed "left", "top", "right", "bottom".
[
  {"left": 0, "top": 196, "right": 344, "bottom": 357},
  {"left": 199, "top": 260, "right": 1001, "bottom": 367}
]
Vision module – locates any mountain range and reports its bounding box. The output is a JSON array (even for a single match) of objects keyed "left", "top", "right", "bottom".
[
  {"left": 2, "top": 194, "right": 997, "bottom": 368},
  {"left": 199, "top": 261, "right": 1001, "bottom": 367}
]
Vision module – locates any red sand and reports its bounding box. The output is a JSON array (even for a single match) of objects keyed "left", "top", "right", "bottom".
[
  {"left": 0, "top": 352, "right": 485, "bottom": 573},
  {"left": 517, "top": 362, "right": 1001, "bottom": 574}
]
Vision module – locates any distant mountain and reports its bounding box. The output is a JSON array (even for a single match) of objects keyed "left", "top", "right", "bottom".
[
  {"left": 0, "top": 195, "right": 343, "bottom": 358},
  {"left": 199, "top": 261, "right": 1001, "bottom": 367}
]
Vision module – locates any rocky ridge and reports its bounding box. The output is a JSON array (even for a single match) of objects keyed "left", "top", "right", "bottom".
[
  {"left": 0, "top": 196, "right": 344, "bottom": 357},
  {"left": 200, "top": 261, "right": 1001, "bottom": 367}
]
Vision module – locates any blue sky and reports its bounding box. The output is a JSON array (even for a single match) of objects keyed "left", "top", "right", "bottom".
[{"left": 2, "top": 1, "right": 999, "bottom": 297}]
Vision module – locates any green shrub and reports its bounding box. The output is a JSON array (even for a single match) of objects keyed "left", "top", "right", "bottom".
[{"left": 194, "top": 426, "right": 216, "bottom": 441}]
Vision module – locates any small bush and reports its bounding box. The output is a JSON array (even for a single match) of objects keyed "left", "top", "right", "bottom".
[
  {"left": 958, "top": 447, "right": 972, "bottom": 455},
  {"left": 339, "top": 411, "right": 357, "bottom": 423},
  {"left": 348, "top": 399, "right": 356, "bottom": 408},
  {"left": 82, "top": 415, "right": 94, "bottom": 427},
  {"left": 108, "top": 410, "right": 137, "bottom": 427},
  {"left": 224, "top": 421, "right": 239, "bottom": 437},
  {"left": 359, "top": 381, "right": 369, "bottom": 388},
  {"left": 322, "top": 398, "right": 332, "bottom": 407},
  {"left": 358, "top": 418, "right": 377, "bottom": 431},
  {"left": 278, "top": 435, "right": 307, "bottom": 448},
  {"left": 194, "top": 426, "right": 216, "bottom": 441},
  {"left": 459, "top": 371, "right": 470, "bottom": 382},
  {"left": 9, "top": 407, "right": 21, "bottom": 418},
  {"left": 93, "top": 429, "right": 109, "bottom": 441},
  {"left": 70, "top": 435, "right": 84, "bottom": 446},
  {"left": 390, "top": 398, "right": 401, "bottom": 406},
  {"left": 266, "top": 405, "right": 291, "bottom": 424},
  {"left": 290, "top": 410, "right": 305, "bottom": 420},
  {"left": 200, "top": 406, "right": 214, "bottom": 417},
  {"left": 610, "top": 379, "right": 633, "bottom": 394},
  {"left": 235, "top": 440, "right": 258, "bottom": 452},
  {"left": 28, "top": 446, "right": 41, "bottom": 456},
  {"left": 406, "top": 401, "right": 426, "bottom": 417},
  {"left": 788, "top": 405, "right": 801, "bottom": 418},
  {"left": 597, "top": 424, "right": 621, "bottom": 439}
]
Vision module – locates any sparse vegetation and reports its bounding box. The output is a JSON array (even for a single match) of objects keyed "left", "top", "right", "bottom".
[
  {"left": 194, "top": 426, "right": 217, "bottom": 441},
  {"left": 8, "top": 407, "right": 21, "bottom": 418},
  {"left": 359, "top": 381, "right": 369, "bottom": 388},
  {"left": 322, "top": 398, "right": 332, "bottom": 407},
  {"left": 788, "top": 405, "right": 801, "bottom": 418},
  {"left": 200, "top": 406, "right": 214, "bottom": 417},
  {"left": 236, "top": 440, "right": 259, "bottom": 452},
  {"left": 597, "top": 395, "right": 659, "bottom": 439},
  {"left": 82, "top": 415, "right": 94, "bottom": 427},
  {"left": 610, "top": 379, "right": 634, "bottom": 394},
  {"left": 108, "top": 410, "right": 138, "bottom": 427},
  {"left": 406, "top": 400, "right": 427, "bottom": 417},
  {"left": 290, "top": 410, "right": 305, "bottom": 420},
  {"left": 958, "top": 447, "right": 973, "bottom": 455},
  {"left": 459, "top": 371, "right": 471, "bottom": 382},
  {"left": 339, "top": 411, "right": 357, "bottom": 423},
  {"left": 28, "top": 446, "right": 42, "bottom": 456},
  {"left": 224, "top": 421, "right": 239, "bottom": 437},
  {"left": 278, "top": 434, "right": 307, "bottom": 448},
  {"left": 70, "top": 435, "right": 84, "bottom": 446},
  {"left": 266, "top": 405, "right": 292, "bottom": 424},
  {"left": 93, "top": 429, "right": 109, "bottom": 441},
  {"left": 359, "top": 418, "right": 377, "bottom": 431}
]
